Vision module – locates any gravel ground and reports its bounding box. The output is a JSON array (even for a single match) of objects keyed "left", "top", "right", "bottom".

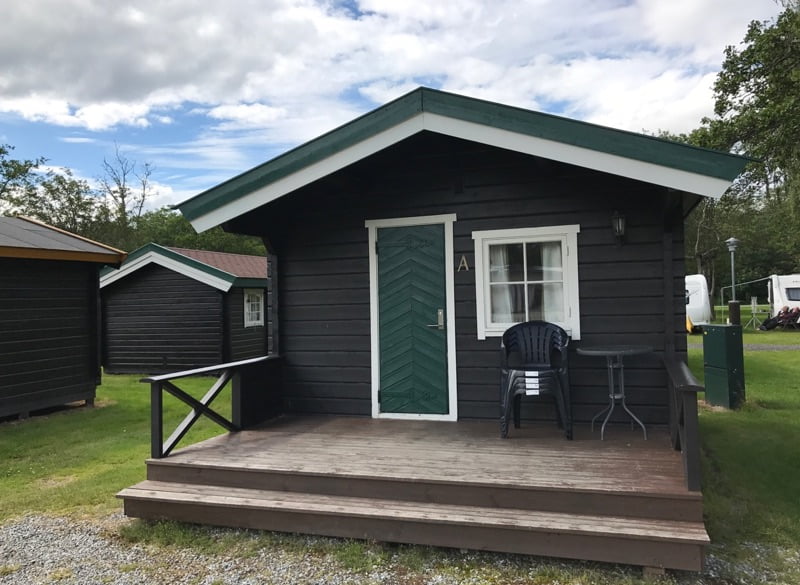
[
  {"left": 0, "top": 515, "right": 373, "bottom": 585},
  {"left": 0, "top": 515, "right": 796, "bottom": 585}
]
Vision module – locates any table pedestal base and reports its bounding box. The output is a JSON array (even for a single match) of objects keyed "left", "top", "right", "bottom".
[{"left": 590, "top": 354, "right": 647, "bottom": 440}]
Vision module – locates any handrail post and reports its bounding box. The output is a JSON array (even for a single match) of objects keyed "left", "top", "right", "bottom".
[
  {"left": 151, "top": 381, "right": 163, "bottom": 458},
  {"left": 681, "top": 391, "right": 702, "bottom": 491},
  {"left": 662, "top": 351, "right": 704, "bottom": 492}
]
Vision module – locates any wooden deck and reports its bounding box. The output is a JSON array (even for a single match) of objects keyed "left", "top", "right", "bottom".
[{"left": 118, "top": 416, "right": 708, "bottom": 571}]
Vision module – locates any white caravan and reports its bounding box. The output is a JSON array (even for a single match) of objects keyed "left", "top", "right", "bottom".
[
  {"left": 685, "top": 274, "right": 712, "bottom": 325},
  {"left": 768, "top": 274, "right": 800, "bottom": 316}
]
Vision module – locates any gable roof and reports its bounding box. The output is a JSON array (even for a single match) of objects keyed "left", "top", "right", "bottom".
[
  {"left": 178, "top": 87, "right": 750, "bottom": 233},
  {"left": 100, "top": 243, "right": 268, "bottom": 291},
  {"left": 0, "top": 216, "right": 126, "bottom": 264}
]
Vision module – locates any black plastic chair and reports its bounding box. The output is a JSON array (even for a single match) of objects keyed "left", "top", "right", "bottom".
[{"left": 500, "top": 320, "right": 572, "bottom": 440}]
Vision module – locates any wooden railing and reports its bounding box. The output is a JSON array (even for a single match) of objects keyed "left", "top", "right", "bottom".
[
  {"left": 143, "top": 355, "right": 282, "bottom": 459},
  {"left": 662, "top": 351, "right": 703, "bottom": 492}
]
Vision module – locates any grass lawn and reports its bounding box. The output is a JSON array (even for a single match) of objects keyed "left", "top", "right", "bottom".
[
  {"left": 1, "top": 342, "right": 799, "bottom": 584},
  {"left": 689, "top": 342, "right": 800, "bottom": 554},
  {"left": 0, "top": 374, "right": 231, "bottom": 520}
]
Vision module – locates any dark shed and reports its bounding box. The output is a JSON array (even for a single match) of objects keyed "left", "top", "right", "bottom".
[
  {"left": 0, "top": 216, "right": 126, "bottom": 418},
  {"left": 100, "top": 243, "right": 270, "bottom": 374},
  {"left": 177, "top": 87, "right": 748, "bottom": 425}
]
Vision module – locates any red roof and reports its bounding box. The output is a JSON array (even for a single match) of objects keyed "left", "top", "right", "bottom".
[{"left": 168, "top": 247, "right": 267, "bottom": 279}]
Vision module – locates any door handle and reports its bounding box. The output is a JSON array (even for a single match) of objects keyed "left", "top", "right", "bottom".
[{"left": 426, "top": 308, "right": 445, "bottom": 330}]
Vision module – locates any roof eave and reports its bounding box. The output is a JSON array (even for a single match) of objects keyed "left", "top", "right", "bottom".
[
  {"left": 178, "top": 87, "right": 750, "bottom": 233},
  {"left": 100, "top": 243, "right": 237, "bottom": 291}
]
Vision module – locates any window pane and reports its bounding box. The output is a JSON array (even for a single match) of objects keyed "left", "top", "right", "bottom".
[
  {"left": 490, "top": 284, "right": 525, "bottom": 322},
  {"left": 527, "top": 283, "right": 564, "bottom": 321},
  {"left": 526, "top": 242, "right": 562, "bottom": 281},
  {"left": 489, "top": 244, "right": 524, "bottom": 282}
]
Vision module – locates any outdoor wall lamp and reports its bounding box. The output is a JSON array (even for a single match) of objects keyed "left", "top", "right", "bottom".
[{"left": 611, "top": 211, "right": 626, "bottom": 244}]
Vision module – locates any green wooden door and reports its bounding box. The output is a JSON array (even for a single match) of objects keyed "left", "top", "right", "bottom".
[{"left": 377, "top": 224, "right": 448, "bottom": 414}]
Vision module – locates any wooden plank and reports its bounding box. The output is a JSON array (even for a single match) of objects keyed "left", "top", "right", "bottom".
[
  {"left": 119, "top": 481, "right": 707, "bottom": 570},
  {"left": 146, "top": 461, "right": 703, "bottom": 522},
  {"left": 121, "top": 481, "right": 709, "bottom": 543},
  {"left": 149, "top": 417, "right": 696, "bottom": 496},
  {"left": 142, "top": 355, "right": 274, "bottom": 383},
  {"left": 124, "top": 416, "right": 706, "bottom": 570}
]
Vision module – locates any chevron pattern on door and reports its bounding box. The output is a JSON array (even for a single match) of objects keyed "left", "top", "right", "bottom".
[{"left": 377, "top": 224, "right": 448, "bottom": 414}]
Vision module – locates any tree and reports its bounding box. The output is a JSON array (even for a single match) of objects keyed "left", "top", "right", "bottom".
[
  {"left": 20, "top": 170, "right": 100, "bottom": 236},
  {"left": 132, "top": 208, "right": 265, "bottom": 255},
  {"left": 710, "top": 5, "right": 800, "bottom": 203},
  {"left": 674, "top": 5, "right": 800, "bottom": 303},
  {"left": 96, "top": 144, "right": 157, "bottom": 249},
  {"left": 0, "top": 144, "right": 45, "bottom": 213}
]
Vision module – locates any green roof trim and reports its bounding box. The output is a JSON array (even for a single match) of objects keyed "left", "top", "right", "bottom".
[
  {"left": 179, "top": 90, "right": 424, "bottom": 222},
  {"left": 419, "top": 89, "right": 749, "bottom": 180},
  {"left": 100, "top": 243, "right": 268, "bottom": 289},
  {"left": 178, "top": 87, "right": 750, "bottom": 226}
]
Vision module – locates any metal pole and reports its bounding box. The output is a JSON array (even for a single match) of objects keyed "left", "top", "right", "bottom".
[{"left": 730, "top": 249, "right": 736, "bottom": 301}]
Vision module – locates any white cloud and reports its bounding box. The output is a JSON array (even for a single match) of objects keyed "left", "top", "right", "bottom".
[
  {"left": 0, "top": 0, "right": 780, "bottom": 132},
  {"left": 207, "top": 103, "right": 287, "bottom": 130},
  {"left": 0, "top": 0, "right": 784, "bottom": 202},
  {"left": 59, "top": 137, "right": 96, "bottom": 144}
]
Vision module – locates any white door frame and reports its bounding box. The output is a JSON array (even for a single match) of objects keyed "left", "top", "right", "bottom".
[{"left": 365, "top": 213, "right": 458, "bottom": 421}]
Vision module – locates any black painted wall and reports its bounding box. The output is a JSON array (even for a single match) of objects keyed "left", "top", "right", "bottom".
[
  {"left": 102, "top": 264, "right": 270, "bottom": 374},
  {"left": 231, "top": 132, "right": 687, "bottom": 424},
  {"left": 0, "top": 258, "right": 99, "bottom": 418},
  {"left": 225, "top": 287, "right": 270, "bottom": 360},
  {"left": 102, "top": 264, "right": 224, "bottom": 373}
]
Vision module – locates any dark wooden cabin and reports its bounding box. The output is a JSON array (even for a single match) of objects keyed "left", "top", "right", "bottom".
[
  {"left": 119, "top": 88, "right": 749, "bottom": 572},
  {"left": 100, "top": 243, "right": 270, "bottom": 374},
  {"left": 0, "top": 216, "right": 126, "bottom": 419}
]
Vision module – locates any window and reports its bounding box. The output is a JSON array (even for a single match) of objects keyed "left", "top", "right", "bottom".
[
  {"left": 786, "top": 288, "right": 800, "bottom": 302},
  {"left": 472, "top": 225, "right": 581, "bottom": 340},
  {"left": 244, "top": 289, "right": 264, "bottom": 327}
]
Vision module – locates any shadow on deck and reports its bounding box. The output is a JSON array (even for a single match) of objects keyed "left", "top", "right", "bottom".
[{"left": 119, "top": 415, "right": 708, "bottom": 572}]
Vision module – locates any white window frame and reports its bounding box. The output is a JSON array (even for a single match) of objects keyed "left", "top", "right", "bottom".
[
  {"left": 243, "top": 288, "right": 265, "bottom": 327},
  {"left": 472, "top": 224, "right": 581, "bottom": 340}
]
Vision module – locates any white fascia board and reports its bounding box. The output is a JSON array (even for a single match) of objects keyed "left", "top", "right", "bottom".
[
  {"left": 189, "top": 110, "right": 733, "bottom": 233},
  {"left": 190, "top": 116, "right": 427, "bottom": 233},
  {"left": 422, "top": 113, "right": 733, "bottom": 199},
  {"left": 99, "top": 251, "right": 234, "bottom": 291}
]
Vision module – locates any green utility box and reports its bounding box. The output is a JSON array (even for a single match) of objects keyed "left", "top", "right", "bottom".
[{"left": 702, "top": 324, "right": 745, "bottom": 409}]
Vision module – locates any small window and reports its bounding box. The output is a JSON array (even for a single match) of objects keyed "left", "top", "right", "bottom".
[
  {"left": 473, "top": 225, "right": 581, "bottom": 339},
  {"left": 786, "top": 288, "right": 800, "bottom": 302},
  {"left": 244, "top": 289, "right": 264, "bottom": 327}
]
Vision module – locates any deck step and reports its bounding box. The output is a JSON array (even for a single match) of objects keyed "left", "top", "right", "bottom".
[
  {"left": 118, "top": 480, "right": 708, "bottom": 571},
  {"left": 145, "top": 458, "right": 704, "bottom": 522}
]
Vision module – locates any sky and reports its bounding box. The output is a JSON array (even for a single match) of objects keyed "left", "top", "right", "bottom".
[{"left": 0, "top": 0, "right": 783, "bottom": 210}]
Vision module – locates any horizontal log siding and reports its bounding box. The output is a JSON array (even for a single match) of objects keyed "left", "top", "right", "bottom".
[
  {"left": 0, "top": 258, "right": 98, "bottom": 417},
  {"left": 245, "top": 133, "right": 685, "bottom": 423},
  {"left": 102, "top": 264, "right": 224, "bottom": 374},
  {"left": 226, "top": 287, "right": 269, "bottom": 361}
]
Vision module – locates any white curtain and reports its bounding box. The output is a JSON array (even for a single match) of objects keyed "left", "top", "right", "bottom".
[
  {"left": 489, "top": 244, "right": 525, "bottom": 322},
  {"left": 540, "top": 242, "right": 563, "bottom": 321}
]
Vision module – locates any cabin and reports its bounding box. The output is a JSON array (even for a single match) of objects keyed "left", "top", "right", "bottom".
[
  {"left": 0, "top": 216, "right": 126, "bottom": 419},
  {"left": 118, "top": 88, "right": 749, "bottom": 572},
  {"left": 100, "top": 243, "right": 270, "bottom": 374}
]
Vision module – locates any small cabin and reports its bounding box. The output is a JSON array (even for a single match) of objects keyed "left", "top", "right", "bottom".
[
  {"left": 119, "top": 88, "right": 750, "bottom": 571},
  {"left": 0, "top": 216, "right": 126, "bottom": 418},
  {"left": 100, "top": 243, "right": 270, "bottom": 374}
]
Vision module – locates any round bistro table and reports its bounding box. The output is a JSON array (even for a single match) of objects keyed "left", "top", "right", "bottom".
[{"left": 576, "top": 345, "right": 652, "bottom": 440}]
